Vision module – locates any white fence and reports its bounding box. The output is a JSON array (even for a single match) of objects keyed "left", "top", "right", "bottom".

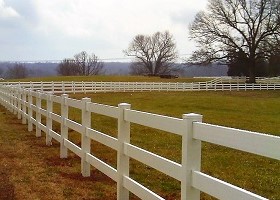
[
  {"left": 1, "top": 80, "right": 280, "bottom": 94},
  {"left": 0, "top": 85, "right": 279, "bottom": 200}
]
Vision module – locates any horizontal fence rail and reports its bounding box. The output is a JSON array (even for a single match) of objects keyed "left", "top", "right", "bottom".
[
  {"left": 1, "top": 77, "right": 280, "bottom": 94},
  {"left": 0, "top": 84, "right": 279, "bottom": 200}
]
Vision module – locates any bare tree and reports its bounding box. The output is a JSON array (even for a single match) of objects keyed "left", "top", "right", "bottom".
[
  {"left": 57, "top": 59, "right": 79, "bottom": 76},
  {"left": 57, "top": 51, "right": 104, "bottom": 76},
  {"left": 124, "top": 31, "right": 178, "bottom": 76},
  {"left": 6, "top": 63, "right": 29, "bottom": 79},
  {"left": 189, "top": 0, "right": 280, "bottom": 82},
  {"left": 74, "top": 51, "right": 104, "bottom": 76}
]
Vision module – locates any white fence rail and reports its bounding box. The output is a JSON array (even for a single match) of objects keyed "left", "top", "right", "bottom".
[
  {"left": 1, "top": 80, "right": 280, "bottom": 94},
  {"left": 0, "top": 85, "right": 279, "bottom": 200}
]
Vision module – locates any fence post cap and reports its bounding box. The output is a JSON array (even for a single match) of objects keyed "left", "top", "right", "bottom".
[
  {"left": 82, "top": 97, "right": 91, "bottom": 102},
  {"left": 61, "top": 93, "right": 68, "bottom": 98},
  {"left": 118, "top": 103, "right": 131, "bottom": 108},
  {"left": 183, "top": 113, "right": 202, "bottom": 120}
]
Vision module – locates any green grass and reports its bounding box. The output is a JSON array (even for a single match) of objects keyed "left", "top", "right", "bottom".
[
  {"left": 3, "top": 75, "right": 211, "bottom": 83},
  {"left": 63, "top": 90, "right": 280, "bottom": 199},
  {"left": 1, "top": 85, "right": 279, "bottom": 199}
]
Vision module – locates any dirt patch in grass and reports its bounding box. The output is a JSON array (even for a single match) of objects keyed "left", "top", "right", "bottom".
[
  {"left": 0, "top": 105, "right": 119, "bottom": 200},
  {"left": 0, "top": 168, "right": 15, "bottom": 200}
]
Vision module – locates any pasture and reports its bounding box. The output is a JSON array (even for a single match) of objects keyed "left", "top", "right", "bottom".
[
  {"left": 3, "top": 75, "right": 211, "bottom": 83},
  {"left": 0, "top": 80, "right": 279, "bottom": 199}
]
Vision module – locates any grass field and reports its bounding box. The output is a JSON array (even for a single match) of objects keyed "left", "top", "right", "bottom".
[
  {"left": 0, "top": 88, "right": 279, "bottom": 199},
  {"left": 2, "top": 75, "right": 211, "bottom": 83}
]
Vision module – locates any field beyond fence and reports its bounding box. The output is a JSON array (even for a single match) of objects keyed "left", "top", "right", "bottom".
[{"left": 2, "top": 76, "right": 280, "bottom": 94}]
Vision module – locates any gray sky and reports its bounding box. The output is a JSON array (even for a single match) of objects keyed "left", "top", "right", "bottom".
[{"left": 0, "top": 0, "right": 208, "bottom": 62}]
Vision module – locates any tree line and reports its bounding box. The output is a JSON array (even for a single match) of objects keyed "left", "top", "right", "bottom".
[
  {"left": 57, "top": 51, "right": 104, "bottom": 76},
  {"left": 124, "top": 0, "right": 280, "bottom": 82},
  {"left": 0, "top": 63, "right": 29, "bottom": 79},
  {"left": 188, "top": 0, "right": 280, "bottom": 82}
]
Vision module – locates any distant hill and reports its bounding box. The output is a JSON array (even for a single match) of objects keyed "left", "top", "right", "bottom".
[
  {"left": 103, "top": 62, "right": 130, "bottom": 75},
  {"left": 182, "top": 64, "right": 228, "bottom": 77},
  {"left": 0, "top": 62, "right": 228, "bottom": 78},
  {"left": 103, "top": 62, "right": 228, "bottom": 77},
  {"left": 0, "top": 62, "right": 58, "bottom": 78}
]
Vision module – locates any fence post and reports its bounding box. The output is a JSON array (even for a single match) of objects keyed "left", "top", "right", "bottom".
[
  {"left": 22, "top": 90, "right": 27, "bottom": 124},
  {"left": 237, "top": 81, "right": 240, "bottom": 91},
  {"left": 41, "top": 81, "right": 43, "bottom": 91},
  {"left": 36, "top": 91, "right": 42, "bottom": 137},
  {"left": 117, "top": 103, "right": 131, "bottom": 200},
  {"left": 52, "top": 81, "right": 54, "bottom": 93},
  {"left": 9, "top": 87, "right": 13, "bottom": 113},
  {"left": 11, "top": 88, "right": 14, "bottom": 113},
  {"left": 46, "top": 93, "right": 53, "bottom": 146},
  {"left": 10, "top": 87, "right": 13, "bottom": 112},
  {"left": 81, "top": 97, "right": 91, "bottom": 177},
  {"left": 71, "top": 81, "right": 74, "bottom": 93},
  {"left": 82, "top": 81, "right": 85, "bottom": 94},
  {"left": 31, "top": 81, "right": 34, "bottom": 91},
  {"left": 10, "top": 88, "right": 14, "bottom": 112},
  {"left": 17, "top": 89, "right": 22, "bottom": 119},
  {"left": 181, "top": 113, "right": 203, "bottom": 200},
  {"left": 1, "top": 88, "right": 6, "bottom": 109},
  {"left": 267, "top": 83, "right": 269, "bottom": 90},
  {"left": 28, "top": 90, "right": 33, "bottom": 132},
  {"left": 14, "top": 88, "right": 18, "bottom": 114},
  {"left": 5, "top": 87, "right": 9, "bottom": 110},
  {"left": 60, "top": 94, "right": 69, "bottom": 158},
  {"left": 62, "top": 81, "right": 65, "bottom": 93},
  {"left": 13, "top": 88, "right": 18, "bottom": 115}
]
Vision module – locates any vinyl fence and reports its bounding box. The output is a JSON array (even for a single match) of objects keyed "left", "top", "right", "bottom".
[
  {"left": 1, "top": 80, "right": 280, "bottom": 94},
  {"left": 0, "top": 85, "right": 279, "bottom": 200}
]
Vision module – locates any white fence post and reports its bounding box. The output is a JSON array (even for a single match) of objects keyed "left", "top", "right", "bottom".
[
  {"left": 28, "top": 90, "right": 33, "bottom": 132},
  {"left": 36, "top": 91, "right": 42, "bottom": 137},
  {"left": 81, "top": 97, "right": 91, "bottom": 177},
  {"left": 117, "top": 103, "right": 131, "bottom": 200},
  {"left": 6, "top": 87, "right": 10, "bottom": 111},
  {"left": 73, "top": 81, "right": 75, "bottom": 94},
  {"left": 181, "top": 113, "right": 203, "bottom": 200},
  {"left": 51, "top": 81, "right": 54, "bottom": 93},
  {"left": 13, "top": 88, "right": 17, "bottom": 115},
  {"left": 60, "top": 94, "right": 69, "bottom": 158},
  {"left": 17, "top": 89, "right": 22, "bottom": 120},
  {"left": 82, "top": 81, "right": 85, "bottom": 94},
  {"left": 10, "top": 87, "right": 14, "bottom": 113},
  {"left": 7, "top": 87, "right": 11, "bottom": 112},
  {"left": 237, "top": 82, "right": 239, "bottom": 91},
  {"left": 22, "top": 90, "right": 27, "bottom": 124},
  {"left": 46, "top": 93, "right": 53, "bottom": 146},
  {"left": 9, "top": 87, "right": 13, "bottom": 113},
  {"left": 62, "top": 81, "right": 65, "bottom": 93}
]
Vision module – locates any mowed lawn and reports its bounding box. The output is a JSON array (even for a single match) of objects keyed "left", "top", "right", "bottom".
[{"left": 0, "top": 90, "right": 279, "bottom": 200}]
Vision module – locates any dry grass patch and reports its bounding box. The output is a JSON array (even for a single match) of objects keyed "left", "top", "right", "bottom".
[{"left": 0, "top": 106, "right": 120, "bottom": 200}]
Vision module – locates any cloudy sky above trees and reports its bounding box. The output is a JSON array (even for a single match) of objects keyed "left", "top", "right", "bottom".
[{"left": 0, "top": 0, "right": 207, "bottom": 62}]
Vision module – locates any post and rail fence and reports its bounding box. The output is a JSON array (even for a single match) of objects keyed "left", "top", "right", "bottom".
[
  {"left": 0, "top": 83, "right": 279, "bottom": 200},
  {"left": 1, "top": 78, "right": 280, "bottom": 94}
]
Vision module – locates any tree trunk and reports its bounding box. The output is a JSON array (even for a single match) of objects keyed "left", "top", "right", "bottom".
[
  {"left": 247, "top": 59, "right": 256, "bottom": 83},
  {"left": 248, "top": 69, "right": 256, "bottom": 83}
]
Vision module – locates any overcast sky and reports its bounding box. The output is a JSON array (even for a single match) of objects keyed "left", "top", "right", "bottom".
[{"left": 0, "top": 0, "right": 208, "bottom": 62}]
